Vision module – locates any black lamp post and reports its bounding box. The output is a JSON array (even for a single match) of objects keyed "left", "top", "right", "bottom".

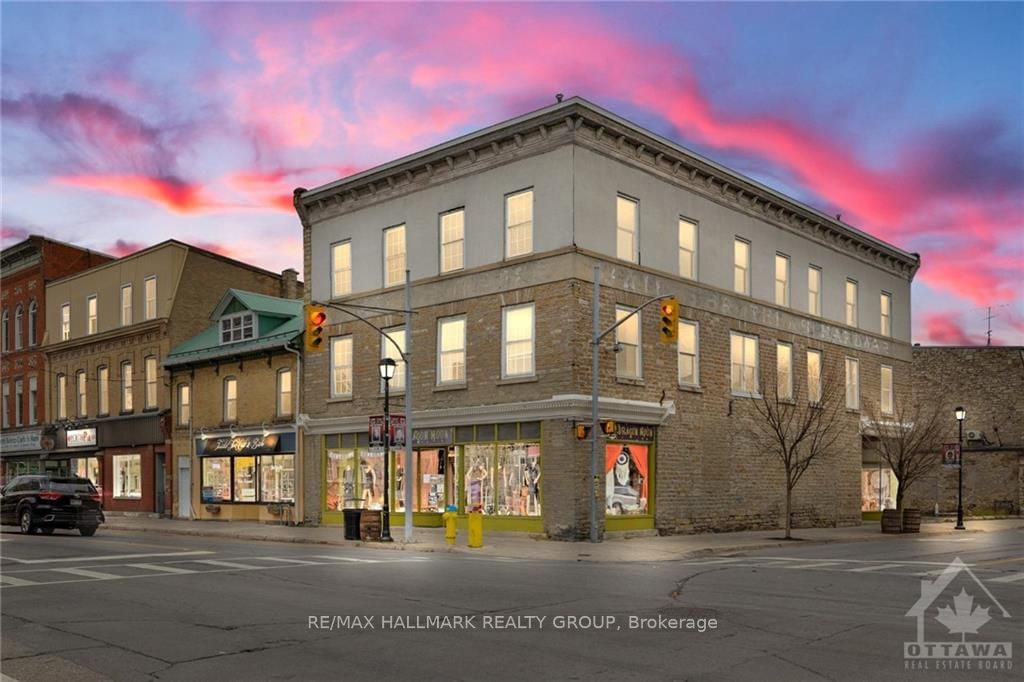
[
  {"left": 378, "top": 358, "right": 396, "bottom": 542},
  {"left": 954, "top": 406, "right": 966, "bottom": 530}
]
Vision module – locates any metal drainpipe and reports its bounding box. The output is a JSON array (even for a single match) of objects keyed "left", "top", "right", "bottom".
[{"left": 283, "top": 342, "right": 302, "bottom": 526}]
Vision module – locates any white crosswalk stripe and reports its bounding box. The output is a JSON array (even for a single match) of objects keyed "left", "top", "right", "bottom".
[
  {"left": 194, "top": 559, "right": 262, "bottom": 570},
  {"left": 849, "top": 563, "right": 908, "bottom": 572},
  {"left": 0, "top": 574, "right": 40, "bottom": 587},
  {"left": 989, "top": 572, "right": 1024, "bottom": 584},
  {"left": 127, "top": 563, "right": 196, "bottom": 574},
  {"left": 51, "top": 567, "right": 122, "bottom": 580}
]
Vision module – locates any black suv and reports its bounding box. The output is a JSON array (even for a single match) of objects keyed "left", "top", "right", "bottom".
[{"left": 0, "top": 475, "right": 105, "bottom": 536}]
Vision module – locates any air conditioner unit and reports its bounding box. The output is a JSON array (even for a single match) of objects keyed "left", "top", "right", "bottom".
[{"left": 966, "top": 430, "right": 984, "bottom": 442}]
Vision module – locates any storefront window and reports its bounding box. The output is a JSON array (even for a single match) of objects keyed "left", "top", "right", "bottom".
[
  {"left": 393, "top": 451, "right": 407, "bottom": 512},
  {"left": 496, "top": 444, "right": 541, "bottom": 516},
  {"left": 259, "top": 454, "right": 295, "bottom": 502},
  {"left": 416, "top": 449, "right": 446, "bottom": 512},
  {"left": 326, "top": 449, "right": 356, "bottom": 511},
  {"left": 361, "top": 452, "right": 384, "bottom": 509},
  {"left": 233, "top": 456, "right": 256, "bottom": 502},
  {"left": 605, "top": 444, "right": 649, "bottom": 515},
  {"left": 113, "top": 454, "right": 142, "bottom": 499},
  {"left": 464, "top": 445, "right": 494, "bottom": 514},
  {"left": 202, "top": 457, "right": 231, "bottom": 503},
  {"left": 72, "top": 457, "right": 102, "bottom": 496},
  {"left": 862, "top": 467, "right": 896, "bottom": 511}
]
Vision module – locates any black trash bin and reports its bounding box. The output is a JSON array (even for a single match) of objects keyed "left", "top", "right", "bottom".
[{"left": 342, "top": 508, "right": 361, "bottom": 540}]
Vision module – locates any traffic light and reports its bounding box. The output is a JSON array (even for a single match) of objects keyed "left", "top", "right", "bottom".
[
  {"left": 305, "top": 304, "right": 327, "bottom": 352},
  {"left": 658, "top": 297, "right": 679, "bottom": 344}
]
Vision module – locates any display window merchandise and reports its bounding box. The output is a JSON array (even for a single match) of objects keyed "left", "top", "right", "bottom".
[
  {"left": 861, "top": 467, "right": 898, "bottom": 512},
  {"left": 605, "top": 444, "right": 649, "bottom": 516},
  {"left": 72, "top": 457, "right": 102, "bottom": 497},
  {"left": 113, "top": 454, "right": 143, "bottom": 499},
  {"left": 201, "top": 454, "right": 295, "bottom": 504}
]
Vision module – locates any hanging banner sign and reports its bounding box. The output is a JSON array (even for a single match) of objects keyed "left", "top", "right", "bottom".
[{"left": 941, "top": 443, "right": 961, "bottom": 468}]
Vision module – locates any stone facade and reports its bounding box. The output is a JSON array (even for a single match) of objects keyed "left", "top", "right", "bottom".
[{"left": 900, "top": 346, "right": 1024, "bottom": 516}]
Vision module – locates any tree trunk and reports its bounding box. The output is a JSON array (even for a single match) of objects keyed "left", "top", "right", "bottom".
[
  {"left": 895, "top": 481, "right": 905, "bottom": 532},
  {"left": 784, "top": 484, "right": 792, "bottom": 539}
]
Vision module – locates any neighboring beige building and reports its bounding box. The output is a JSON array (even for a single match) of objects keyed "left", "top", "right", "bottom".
[
  {"left": 163, "top": 290, "right": 303, "bottom": 523},
  {"left": 295, "top": 97, "right": 919, "bottom": 538},
  {"left": 44, "top": 240, "right": 299, "bottom": 516}
]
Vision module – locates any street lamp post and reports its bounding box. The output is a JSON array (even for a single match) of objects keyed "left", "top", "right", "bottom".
[
  {"left": 379, "top": 357, "right": 397, "bottom": 542},
  {"left": 955, "top": 406, "right": 966, "bottom": 530}
]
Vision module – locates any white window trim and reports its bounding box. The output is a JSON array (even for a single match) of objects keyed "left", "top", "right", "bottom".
[
  {"left": 276, "top": 369, "right": 293, "bottom": 418},
  {"left": 61, "top": 302, "right": 71, "bottom": 341},
  {"left": 808, "top": 265, "right": 822, "bottom": 317},
  {"left": 880, "top": 291, "right": 892, "bottom": 337},
  {"left": 678, "top": 217, "right": 698, "bottom": 280},
  {"left": 616, "top": 194, "right": 639, "bottom": 263},
  {"left": 776, "top": 342, "right": 794, "bottom": 400},
  {"left": 501, "top": 303, "right": 536, "bottom": 379},
  {"left": 178, "top": 383, "right": 192, "bottom": 426},
  {"left": 504, "top": 188, "right": 534, "bottom": 260},
  {"left": 881, "top": 365, "right": 894, "bottom": 416},
  {"left": 76, "top": 370, "right": 87, "bottom": 417},
  {"left": 436, "top": 315, "right": 467, "bottom": 386},
  {"left": 330, "top": 336, "right": 354, "bottom": 398},
  {"left": 121, "top": 284, "right": 133, "bottom": 326},
  {"left": 223, "top": 376, "right": 238, "bottom": 422},
  {"left": 121, "top": 361, "right": 133, "bottom": 413},
  {"left": 678, "top": 319, "right": 699, "bottom": 387},
  {"left": 383, "top": 224, "right": 406, "bottom": 288},
  {"left": 439, "top": 208, "right": 466, "bottom": 274},
  {"left": 144, "top": 275, "right": 157, "bottom": 320},
  {"left": 845, "top": 356, "right": 860, "bottom": 410},
  {"left": 807, "top": 349, "right": 823, "bottom": 404},
  {"left": 846, "top": 279, "right": 859, "bottom": 328},
  {"left": 734, "top": 238, "right": 751, "bottom": 296},
  {"left": 331, "top": 240, "right": 352, "bottom": 298},
  {"left": 615, "top": 305, "right": 642, "bottom": 379},
  {"left": 28, "top": 300, "right": 38, "bottom": 346},
  {"left": 144, "top": 356, "right": 158, "bottom": 410},
  {"left": 56, "top": 374, "right": 67, "bottom": 420},
  {"left": 14, "top": 305, "right": 23, "bottom": 349},
  {"left": 775, "top": 253, "right": 790, "bottom": 307},
  {"left": 97, "top": 366, "right": 110, "bottom": 416},
  {"left": 219, "top": 311, "right": 256, "bottom": 345},
  {"left": 730, "top": 331, "right": 760, "bottom": 396},
  {"left": 86, "top": 295, "right": 98, "bottom": 335}
]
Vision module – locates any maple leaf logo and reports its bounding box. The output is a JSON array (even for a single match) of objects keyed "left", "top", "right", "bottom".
[{"left": 935, "top": 588, "right": 991, "bottom": 641}]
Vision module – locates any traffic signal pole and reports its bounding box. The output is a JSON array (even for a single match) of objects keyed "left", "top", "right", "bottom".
[{"left": 589, "top": 263, "right": 677, "bottom": 543}]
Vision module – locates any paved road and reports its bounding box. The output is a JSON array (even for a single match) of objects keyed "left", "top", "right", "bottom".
[{"left": 1, "top": 526, "right": 1021, "bottom": 681}]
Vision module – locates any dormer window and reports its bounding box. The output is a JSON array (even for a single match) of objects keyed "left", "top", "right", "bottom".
[{"left": 220, "top": 312, "right": 255, "bottom": 344}]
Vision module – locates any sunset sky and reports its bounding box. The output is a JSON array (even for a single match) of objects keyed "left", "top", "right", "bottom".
[{"left": 2, "top": 2, "right": 1021, "bottom": 344}]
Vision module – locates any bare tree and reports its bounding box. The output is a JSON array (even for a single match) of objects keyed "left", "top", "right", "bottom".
[
  {"left": 747, "top": 365, "right": 847, "bottom": 539},
  {"left": 862, "top": 396, "right": 945, "bottom": 522}
]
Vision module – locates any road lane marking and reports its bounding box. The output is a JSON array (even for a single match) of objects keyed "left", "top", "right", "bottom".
[
  {"left": 0, "top": 574, "right": 40, "bottom": 587},
  {"left": 127, "top": 563, "right": 196, "bottom": 574},
  {"left": 254, "top": 557, "right": 320, "bottom": 565},
  {"left": 990, "top": 572, "right": 1024, "bottom": 584},
  {"left": 849, "top": 563, "right": 908, "bottom": 572},
  {"left": 679, "top": 558, "right": 746, "bottom": 566},
  {"left": 194, "top": 559, "right": 262, "bottom": 570},
  {"left": 780, "top": 562, "right": 847, "bottom": 570},
  {"left": 3, "top": 550, "right": 215, "bottom": 565},
  {"left": 50, "top": 567, "right": 123, "bottom": 580},
  {"left": 310, "top": 555, "right": 382, "bottom": 563},
  {"left": 751, "top": 557, "right": 973, "bottom": 566}
]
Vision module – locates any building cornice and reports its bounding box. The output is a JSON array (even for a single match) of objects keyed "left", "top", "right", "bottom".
[
  {"left": 300, "top": 394, "right": 675, "bottom": 435},
  {"left": 297, "top": 97, "right": 919, "bottom": 281},
  {"left": 44, "top": 319, "right": 168, "bottom": 356}
]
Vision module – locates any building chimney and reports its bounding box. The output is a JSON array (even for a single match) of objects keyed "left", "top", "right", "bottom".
[{"left": 281, "top": 268, "right": 299, "bottom": 299}]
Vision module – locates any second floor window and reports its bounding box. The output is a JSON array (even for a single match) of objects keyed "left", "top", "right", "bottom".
[
  {"left": 437, "top": 316, "right": 466, "bottom": 384},
  {"left": 331, "top": 336, "right": 353, "bottom": 397},
  {"left": 616, "top": 195, "right": 638, "bottom": 263},
  {"left": 776, "top": 343, "right": 793, "bottom": 400},
  {"left": 845, "top": 357, "right": 860, "bottom": 410},
  {"left": 734, "top": 239, "right": 750, "bottom": 296},
  {"left": 14, "top": 305, "right": 23, "bottom": 349},
  {"left": 277, "top": 370, "right": 292, "bottom": 418},
  {"left": 730, "top": 332, "right": 758, "bottom": 395},
  {"left": 220, "top": 313, "right": 255, "bottom": 344},
  {"left": 881, "top": 365, "right": 894, "bottom": 415},
  {"left": 121, "top": 284, "right": 133, "bottom": 326},
  {"left": 502, "top": 303, "right": 535, "bottom": 378},
  {"left": 14, "top": 379, "right": 23, "bottom": 426},
  {"left": 87, "top": 296, "right": 98, "bottom": 335},
  {"left": 846, "top": 279, "right": 858, "bottom": 327},
  {"left": 145, "top": 276, "right": 157, "bottom": 320},
  {"left": 807, "top": 350, "right": 822, "bottom": 403},
  {"left": 381, "top": 328, "right": 406, "bottom": 391},
  {"left": 440, "top": 208, "right": 465, "bottom": 273},
  {"left": 28, "top": 300, "right": 37, "bottom": 346},
  {"left": 223, "top": 377, "right": 237, "bottom": 421},
  {"left": 98, "top": 366, "right": 109, "bottom": 415},
  {"left": 122, "top": 361, "right": 133, "bottom": 412},
  {"left": 332, "top": 241, "right": 351, "bottom": 297},
  {"left": 145, "top": 356, "right": 157, "bottom": 409},
  {"left": 678, "top": 320, "right": 699, "bottom": 387},
  {"left": 775, "top": 254, "right": 790, "bottom": 307},
  {"left": 615, "top": 306, "right": 641, "bottom": 379},
  {"left": 679, "top": 218, "right": 697, "bottom": 280},
  {"left": 28, "top": 375, "right": 37, "bottom": 425},
  {"left": 1, "top": 382, "right": 8, "bottom": 428},
  {"left": 56, "top": 374, "right": 67, "bottom": 420},
  {"left": 808, "top": 266, "right": 821, "bottom": 316},
  {"left": 880, "top": 292, "right": 892, "bottom": 337},
  {"left": 77, "top": 371, "right": 87, "bottom": 417},
  {"left": 384, "top": 225, "right": 406, "bottom": 288},
  {"left": 61, "top": 303, "right": 70, "bottom": 341},
  {"left": 505, "top": 189, "right": 533, "bottom": 258},
  {"left": 1, "top": 308, "right": 7, "bottom": 352},
  {"left": 179, "top": 383, "right": 191, "bottom": 426}
]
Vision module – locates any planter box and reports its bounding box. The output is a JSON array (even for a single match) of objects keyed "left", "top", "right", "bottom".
[{"left": 881, "top": 509, "right": 901, "bottom": 534}]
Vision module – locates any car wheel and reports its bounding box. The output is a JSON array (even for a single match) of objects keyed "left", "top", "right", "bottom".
[
  {"left": 79, "top": 525, "right": 98, "bottom": 537},
  {"left": 19, "top": 509, "right": 35, "bottom": 534},
  {"left": 40, "top": 527, "right": 55, "bottom": 535}
]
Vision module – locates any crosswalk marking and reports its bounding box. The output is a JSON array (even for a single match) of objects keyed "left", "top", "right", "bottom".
[
  {"left": 0, "top": 574, "right": 40, "bottom": 587},
  {"left": 780, "top": 562, "right": 846, "bottom": 570},
  {"left": 849, "top": 563, "right": 907, "bottom": 573},
  {"left": 676, "top": 558, "right": 745, "bottom": 566},
  {"left": 194, "top": 559, "right": 261, "bottom": 570},
  {"left": 989, "top": 572, "right": 1024, "bottom": 584},
  {"left": 254, "top": 557, "right": 320, "bottom": 565},
  {"left": 310, "top": 555, "right": 381, "bottom": 564},
  {"left": 127, "top": 563, "right": 196, "bottom": 574},
  {"left": 51, "top": 567, "right": 122, "bottom": 580},
  {"left": 4, "top": 550, "right": 215, "bottom": 565}
]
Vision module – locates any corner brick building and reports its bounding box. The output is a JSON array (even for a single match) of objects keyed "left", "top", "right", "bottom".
[
  {"left": 898, "top": 346, "right": 1023, "bottom": 517},
  {"left": 1, "top": 236, "right": 113, "bottom": 482},
  {"left": 295, "top": 97, "right": 920, "bottom": 539}
]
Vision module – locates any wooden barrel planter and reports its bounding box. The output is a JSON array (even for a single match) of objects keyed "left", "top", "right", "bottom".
[
  {"left": 902, "top": 508, "right": 922, "bottom": 534},
  {"left": 881, "top": 509, "right": 902, "bottom": 534},
  {"left": 359, "top": 510, "right": 382, "bottom": 541}
]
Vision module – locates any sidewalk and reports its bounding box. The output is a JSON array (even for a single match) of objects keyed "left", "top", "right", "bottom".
[{"left": 99, "top": 515, "right": 1023, "bottom": 563}]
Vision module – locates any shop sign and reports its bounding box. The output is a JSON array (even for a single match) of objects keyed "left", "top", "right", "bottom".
[
  {"left": 199, "top": 434, "right": 280, "bottom": 456},
  {"left": 413, "top": 427, "right": 454, "bottom": 447},
  {"left": 0, "top": 429, "right": 42, "bottom": 453},
  {"left": 605, "top": 421, "right": 656, "bottom": 443},
  {"left": 67, "top": 428, "right": 97, "bottom": 448}
]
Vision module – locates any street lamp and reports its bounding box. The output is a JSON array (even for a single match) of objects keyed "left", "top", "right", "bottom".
[
  {"left": 378, "top": 357, "right": 397, "bottom": 542},
  {"left": 954, "top": 406, "right": 966, "bottom": 530}
]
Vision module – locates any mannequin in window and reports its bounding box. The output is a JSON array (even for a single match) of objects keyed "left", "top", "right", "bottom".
[
  {"left": 606, "top": 447, "right": 642, "bottom": 515},
  {"left": 361, "top": 459, "right": 377, "bottom": 508}
]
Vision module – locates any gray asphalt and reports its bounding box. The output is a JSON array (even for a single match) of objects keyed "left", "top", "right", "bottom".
[{"left": 1, "top": 526, "right": 1021, "bottom": 681}]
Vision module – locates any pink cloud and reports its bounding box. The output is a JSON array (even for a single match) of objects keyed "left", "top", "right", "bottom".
[
  {"left": 923, "top": 314, "right": 978, "bottom": 346},
  {"left": 54, "top": 174, "right": 219, "bottom": 213},
  {"left": 108, "top": 239, "right": 146, "bottom": 257}
]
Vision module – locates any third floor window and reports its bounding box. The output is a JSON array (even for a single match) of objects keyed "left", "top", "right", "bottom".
[
  {"left": 505, "top": 189, "right": 533, "bottom": 259},
  {"left": 808, "top": 266, "right": 821, "bottom": 316},
  {"left": 846, "top": 279, "right": 858, "bottom": 327},
  {"left": 880, "top": 292, "right": 892, "bottom": 337},
  {"left": 775, "top": 254, "right": 790, "bottom": 307},
  {"left": 440, "top": 208, "right": 465, "bottom": 273},
  {"left": 734, "top": 239, "right": 750, "bottom": 296},
  {"left": 121, "top": 284, "right": 133, "bottom": 326},
  {"left": 332, "top": 241, "right": 351, "bottom": 297},
  {"left": 616, "top": 195, "right": 638, "bottom": 263},
  {"left": 383, "top": 225, "right": 406, "bottom": 288},
  {"left": 61, "top": 303, "right": 70, "bottom": 341},
  {"left": 145, "top": 276, "right": 157, "bottom": 320},
  {"left": 678, "top": 218, "right": 697, "bottom": 280},
  {"left": 87, "top": 295, "right": 98, "bottom": 335}
]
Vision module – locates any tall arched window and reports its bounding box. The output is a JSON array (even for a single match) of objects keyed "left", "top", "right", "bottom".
[
  {"left": 28, "top": 300, "right": 38, "bottom": 346},
  {"left": 1, "top": 308, "right": 8, "bottom": 352},
  {"left": 14, "top": 305, "right": 23, "bottom": 350}
]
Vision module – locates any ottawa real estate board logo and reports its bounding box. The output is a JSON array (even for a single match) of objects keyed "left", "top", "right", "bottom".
[{"left": 904, "top": 557, "right": 1013, "bottom": 672}]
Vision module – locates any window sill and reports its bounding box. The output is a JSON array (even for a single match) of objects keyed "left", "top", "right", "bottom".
[
  {"left": 119, "top": 411, "right": 134, "bottom": 417},
  {"left": 327, "top": 396, "right": 353, "bottom": 404},
  {"left": 677, "top": 384, "right": 703, "bottom": 394},
  {"left": 846, "top": 408, "right": 861, "bottom": 414},
  {"left": 497, "top": 376, "right": 538, "bottom": 386},
  {"left": 434, "top": 383, "right": 467, "bottom": 392},
  {"left": 731, "top": 391, "right": 762, "bottom": 400},
  {"left": 616, "top": 377, "right": 645, "bottom": 387},
  {"left": 142, "top": 407, "right": 159, "bottom": 414}
]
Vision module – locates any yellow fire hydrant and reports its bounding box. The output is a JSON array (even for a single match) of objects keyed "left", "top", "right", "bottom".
[
  {"left": 443, "top": 511, "right": 457, "bottom": 545},
  {"left": 467, "top": 509, "right": 483, "bottom": 548}
]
